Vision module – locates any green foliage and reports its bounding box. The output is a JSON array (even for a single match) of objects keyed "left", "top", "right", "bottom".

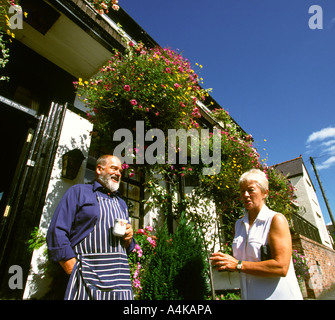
[
  {"left": 266, "top": 166, "right": 297, "bottom": 219},
  {"left": 128, "top": 225, "right": 157, "bottom": 297},
  {"left": 27, "top": 227, "right": 47, "bottom": 254},
  {"left": 135, "top": 215, "right": 210, "bottom": 300}
]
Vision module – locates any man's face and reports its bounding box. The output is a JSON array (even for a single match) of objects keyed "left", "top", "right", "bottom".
[{"left": 96, "top": 156, "right": 123, "bottom": 192}]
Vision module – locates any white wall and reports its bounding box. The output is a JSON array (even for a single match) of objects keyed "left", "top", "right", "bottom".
[
  {"left": 23, "top": 109, "right": 93, "bottom": 299},
  {"left": 291, "top": 166, "right": 333, "bottom": 248}
]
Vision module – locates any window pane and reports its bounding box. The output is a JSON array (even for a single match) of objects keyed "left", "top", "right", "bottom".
[
  {"left": 131, "top": 217, "right": 139, "bottom": 231},
  {"left": 127, "top": 200, "right": 140, "bottom": 218},
  {"left": 128, "top": 184, "right": 140, "bottom": 200},
  {"left": 119, "top": 181, "right": 127, "bottom": 197}
]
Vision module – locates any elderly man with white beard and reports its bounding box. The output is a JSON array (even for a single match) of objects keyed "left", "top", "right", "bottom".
[{"left": 47, "top": 155, "right": 135, "bottom": 300}]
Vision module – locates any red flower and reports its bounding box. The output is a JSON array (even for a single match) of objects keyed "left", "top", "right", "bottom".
[{"left": 124, "top": 85, "right": 131, "bottom": 91}]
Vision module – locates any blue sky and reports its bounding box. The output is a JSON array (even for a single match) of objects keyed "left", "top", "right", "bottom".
[{"left": 120, "top": 0, "right": 335, "bottom": 225}]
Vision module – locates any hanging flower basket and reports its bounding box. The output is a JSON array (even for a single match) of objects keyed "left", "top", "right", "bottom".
[{"left": 74, "top": 42, "right": 210, "bottom": 147}]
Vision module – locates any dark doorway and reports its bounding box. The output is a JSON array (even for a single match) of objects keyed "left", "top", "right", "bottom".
[
  {"left": 0, "top": 102, "right": 38, "bottom": 221},
  {"left": 0, "top": 98, "right": 66, "bottom": 299}
]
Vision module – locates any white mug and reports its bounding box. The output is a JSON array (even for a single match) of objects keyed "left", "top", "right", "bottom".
[{"left": 113, "top": 218, "right": 128, "bottom": 237}]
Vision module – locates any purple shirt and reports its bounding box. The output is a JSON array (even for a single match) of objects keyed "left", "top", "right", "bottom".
[{"left": 47, "top": 181, "right": 135, "bottom": 262}]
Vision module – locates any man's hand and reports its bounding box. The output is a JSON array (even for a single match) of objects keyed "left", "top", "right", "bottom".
[
  {"left": 123, "top": 223, "right": 133, "bottom": 248},
  {"left": 59, "top": 257, "right": 77, "bottom": 275}
]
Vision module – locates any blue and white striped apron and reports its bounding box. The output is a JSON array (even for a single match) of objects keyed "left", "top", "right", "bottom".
[{"left": 64, "top": 191, "right": 133, "bottom": 300}]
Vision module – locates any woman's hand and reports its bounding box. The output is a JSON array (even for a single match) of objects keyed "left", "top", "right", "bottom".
[{"left": 210, "top": 252, "right": 239, "bottom": 272}]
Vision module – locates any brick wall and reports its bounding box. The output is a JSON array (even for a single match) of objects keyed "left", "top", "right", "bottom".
[{"left": 292, "top": 234, "right": 335, "bottom": 298}]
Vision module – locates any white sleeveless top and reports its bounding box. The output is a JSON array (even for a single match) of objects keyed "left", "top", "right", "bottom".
[{"left": 232, "top": 205, "right": 303, "bottom": 300}]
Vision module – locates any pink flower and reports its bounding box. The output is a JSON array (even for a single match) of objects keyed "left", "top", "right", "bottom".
[
  {"left": 122, "top": 163, "right": 129, "bottom": 170},
  {"left": 155, "top": 112, "right": 159, "bottom": 116},
  {"left": 150, "top": 239, "right": 156, "bottom": 248},
  {"left": 129, "top": 41, "right": 134, "bottom": 47},
  {"left": 145, "top": 226, "right": 153, "bottom": 232},
  {"left": 130, "top": 99, "right": 137, "bottom": 106},
  {"left": 147, "top": 236, "right": 156, "bottom": 248},
  {"left": 136, "top": 229, "right": 146, "bottom": 235},
  {"left": 124, "top": 85, "right": 131, "bottom": 91},
  {"left": 134, "top": 244, "right": 143, "bottom": 258},
  {"left": 174, "top": 83, "right": 180, "bottom": 89}
]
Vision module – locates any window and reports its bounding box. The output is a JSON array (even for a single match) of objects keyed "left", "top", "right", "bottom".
[{"left": 119, "top": 169, "right": 144, "bottom": 230}]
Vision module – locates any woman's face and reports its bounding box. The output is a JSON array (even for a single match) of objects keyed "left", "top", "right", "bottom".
[{"left": 240, "top": 180, "right": 268, "bottom": 215}]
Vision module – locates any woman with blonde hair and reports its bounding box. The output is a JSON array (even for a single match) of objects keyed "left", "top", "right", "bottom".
[{"left": 211, "top": 169, "right": 302, "bottom": 300}]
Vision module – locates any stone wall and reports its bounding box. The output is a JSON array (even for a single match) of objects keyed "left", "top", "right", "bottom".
[{"left": 292, "top": 234, "right": 335, "bottom": 299}]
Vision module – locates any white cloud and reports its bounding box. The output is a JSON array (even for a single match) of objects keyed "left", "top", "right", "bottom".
[
  {"left": 325, "top": 145, "right": 335, "bottom": 155},
  {"left": 306, "top": 127, "right": 335, "bottom": 170},
  {"left": 316, "top": 156, "right": 335, "bottom": 170},
  {"left": 321, "top": 139, "right": 335, "bottom": 148},
  {"left": 307, "top": 127, "right": 335, "bottom": 144}
]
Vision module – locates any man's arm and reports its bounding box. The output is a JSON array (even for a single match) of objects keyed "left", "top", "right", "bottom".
[{"left": 46, "top": 187, "right": 78, "bottom": 265}]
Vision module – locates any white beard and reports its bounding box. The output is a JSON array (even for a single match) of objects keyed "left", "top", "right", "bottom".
[{"left": 98, "top": 174, "right": 120, "bottom": 192}]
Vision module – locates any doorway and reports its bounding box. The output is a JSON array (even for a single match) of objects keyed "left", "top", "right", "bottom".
[{"left": 0, "top": 102, "right": 37, "bottom": 221}]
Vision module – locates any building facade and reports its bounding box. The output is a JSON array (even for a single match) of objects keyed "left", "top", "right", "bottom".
[{"left": 274, "top": 156, "right": 333, "bottom": 248}]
